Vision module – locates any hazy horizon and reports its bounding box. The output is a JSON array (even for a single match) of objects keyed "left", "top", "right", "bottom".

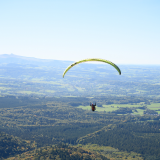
[{"left": 1, "top": 53, "right": 160, "bottom": 66}]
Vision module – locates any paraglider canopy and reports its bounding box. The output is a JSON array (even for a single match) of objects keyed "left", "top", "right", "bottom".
[{"left": 63, "top": 58, "right": 121, "bottom": 78}]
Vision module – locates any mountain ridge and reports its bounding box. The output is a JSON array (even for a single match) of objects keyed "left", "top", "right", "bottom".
[{"left": 0, "top": 54, "right": 73, "bottom": 66}]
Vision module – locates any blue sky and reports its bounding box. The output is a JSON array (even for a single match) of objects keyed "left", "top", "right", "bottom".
[{"left": 0, "top": 0, "right": 160, "bottom": 64}]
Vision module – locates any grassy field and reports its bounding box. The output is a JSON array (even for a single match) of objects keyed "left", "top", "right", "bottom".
[
  {"left": 0, "top": 87, "right": 11, "bottom": 90},
  {"left": 147, "top": 103, "right": 160, "bottom": 110},
  {"left": 78, "top": 103, "right": 160, "bottom": 115},
  {"left": 147, "top": 103, "right": 160, "bottom": 114},
  {"left": 17, "top": 91, "right": 43, "bottom": 95}
]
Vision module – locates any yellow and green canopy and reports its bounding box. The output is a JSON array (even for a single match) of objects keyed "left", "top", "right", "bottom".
[{"left": 63, "top": 58, "right": 121, "bottom": 78}]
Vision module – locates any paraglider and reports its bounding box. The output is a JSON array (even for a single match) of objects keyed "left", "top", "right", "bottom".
[
  {"left": 90, "top": 102, "right": 96, "bottom": 111},
  {"left": 62, "top": 58, "right": 121, "bottom": 112},
  {"left": 63, "top": 58, "right": 121, "bottom": 78}
]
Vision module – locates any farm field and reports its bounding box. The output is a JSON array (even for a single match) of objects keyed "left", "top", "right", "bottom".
[{"left": 78, "top": 102, "right": 160, "bottom": 115}]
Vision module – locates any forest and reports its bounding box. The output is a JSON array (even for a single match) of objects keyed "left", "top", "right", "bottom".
[{"left": 0, "top": 95, "right": 160, "bottom": 159}]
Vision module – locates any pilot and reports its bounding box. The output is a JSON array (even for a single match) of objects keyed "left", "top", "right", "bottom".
[{"left": 90, "top": 102, "right": 96, "bottom": 111}]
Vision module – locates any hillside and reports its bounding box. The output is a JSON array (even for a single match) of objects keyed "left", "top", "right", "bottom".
[
  {"left": 0, "top": 131, "right": 35, "bottom": 159},
  {"left": 6, "top": 144, "right": 109, "bottom": 160}
]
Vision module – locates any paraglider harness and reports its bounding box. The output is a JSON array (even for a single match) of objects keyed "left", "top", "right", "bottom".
[{"left": 90, "top": 102, "right": 96, "bottom": 111}]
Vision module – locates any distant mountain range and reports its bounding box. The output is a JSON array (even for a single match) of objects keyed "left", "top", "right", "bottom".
[{"left": 0, "top": 54, "right": 73, "bottom": 67}]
